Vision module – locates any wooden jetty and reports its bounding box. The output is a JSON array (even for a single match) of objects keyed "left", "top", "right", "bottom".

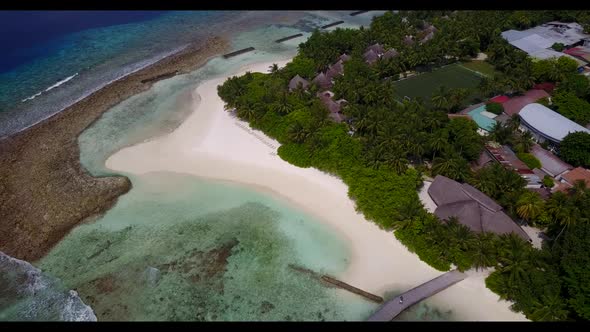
[
  {"left": 321, "top": 276, "right": 383, "bottom": 304},
  {"left": 288, "top": 264, "right": 383, "bottom": 303},
  {"left": 223, "top": 47, "right": 255, "bottom": 59},
  {"left": 275, "top": 33, "right": 304, "bottom": 43},
  {"left": 350, "top": 10, "right": 370, "bottom": 16},
  {"left": 367, "top": 269, "right": 467, "bottom": 321},
  {"left": 321, "top": 21, "right": 345, "bottom": 29}
]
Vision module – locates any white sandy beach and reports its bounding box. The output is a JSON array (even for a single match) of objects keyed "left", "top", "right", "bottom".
[{"left": 106, "top": 58, "right": 527, "bottom": 321}]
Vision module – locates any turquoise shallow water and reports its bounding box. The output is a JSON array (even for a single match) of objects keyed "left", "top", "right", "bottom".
[
  {"left": 2, "top": 11, "right": 455, "bottom": 321},
  {"left": 37, "top": 172, "right": 376, "bottom": 321}
]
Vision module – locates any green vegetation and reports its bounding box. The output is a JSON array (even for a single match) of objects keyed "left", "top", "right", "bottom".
[
  {"left": 517, "top": 152, "right": 542, "bottom": 169},
  {"left": 460, "top": 60, "right": 498, "bottom": 77},
  {"left": 218, "top": 10, "right": 590, "bottom": 321},
  {"left": 533, "top": 57, "right": 580, "bottom": 83},
  {"left": 551, "top": 43, "right": 565, "bottom": 52},
  {"left": 551, "top": 91, "right": 590, "bottom": 126},
  {"left": 392, "top": 64, "right": 482, "bottom": 106},
  {"left": 485, "top": 102, "right": 504, "bottom": 115},
  {"left": 543, "top": 175, "right": 554, "bottom": 188},
  {"left": 559, "top": 132, "right": 590, "bottom": 168}
]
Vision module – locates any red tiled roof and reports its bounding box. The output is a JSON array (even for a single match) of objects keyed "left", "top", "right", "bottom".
[
  {"left": 489, "top": 95, "right": 509, "bottom": 104},
  {"left": 562, "top": 167, "right": 590, "bottom": 186},
  {"left": 503, "top": 89, "right": 550, "bottom": 116},
  {"left": 533, "top": 82, "right": 555, "bottom": 94}
]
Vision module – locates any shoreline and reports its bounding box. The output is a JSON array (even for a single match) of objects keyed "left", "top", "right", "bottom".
[
  {"left": 0, "top": 36, "right": 230, "bottom": 262},
  {"left": 106, "top": 58, "right": 528, "bottom": 321}
]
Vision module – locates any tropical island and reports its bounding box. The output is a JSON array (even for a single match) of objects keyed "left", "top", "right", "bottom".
[
  {"left": 217, "top": 10, "right": 590, "bottom": 321},
  {"left": 1, "top": 10, "right": 590, "bottom": 322}
]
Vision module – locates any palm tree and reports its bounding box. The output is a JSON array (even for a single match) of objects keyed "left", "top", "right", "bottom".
[
  {"left": 429, "top": 130, "right": 449, "bottom": 161},
  {"left": 431, "top": 86, "right": 451, "bottom": 111},
  {"left": 447, "top": 218, "right": 476, "bottom": 250},
  {"left": 269, "top": 63, "right": 279, "bottom": 75},
  {"left": 272, "top": 93, "right": 293, "bottom": 115},
  {"left": 506, "top": 114, "right": 521, "bottom": 131},
  {"left": 516, "top": 191, "right": 544, "bottom": 222},
  {"left": 287, "top": 122, "right": 309, "bottom": 144},
  {"left": 384, "top": 148, "right": 409, "bottom": 174},
  {"left": 432, "top": 156, "right": 470, "bottom": 182},
  {"left": 238, "top": 106, "right": 258, "bottom": 122},
  {"left": 471, "top": 233, "right": 497, "bottom": 271},
  {"left": 529, "top": 294, "right": 569, "bottom": 321},
  {"left": 513, "top": 131, "right": 534, "bottom": 153},
  {"left": 553, "top": 206, "right": 579, "bottom": 243},
  {"left": 568, "top": 179, "right": 588, "bottom": 198},
  {"left": 497, "top": 233, "right": 533, "bottom": 287}
]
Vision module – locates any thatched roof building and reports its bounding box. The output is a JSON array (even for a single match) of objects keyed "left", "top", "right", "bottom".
[
  {"left": 288, "top": 75, "right": 310, "bottom": 92},
  {"left": 326, "top": 60, "right": 344, "bottom": 79},
  {"left": 420, "top": 31, "right": 435, "bottom": 44},
  {"left": 366, "top": 43, "right": 385, "bottom": 55},
  {"left": 312, "top": 72, "right": 332, "bottom": 90},
  {"left": 403, "top": 35, "right": 415, "bottom": 45},
  {"left": 329, "top": 112, "right": 346, "bottom": 123},
  {"left": 363, "top": 49, "right": 379, "bottom": 65},
  {"left": 382, "top": 48, "right": 399, "bottom": 60},
  {"left": 428, "top": 175, "right": 530, "bottom": 241},
  {"left": 339, "top": 53, "right": 352, "bottom": 62}
]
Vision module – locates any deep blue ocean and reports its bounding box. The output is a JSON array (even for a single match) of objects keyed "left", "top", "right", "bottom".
[
  {"left": 0, "top": 11, "right": 166, "bottom": 73},
  {"left": 0, "top": 10, "right": 247, "bottom": 137}
]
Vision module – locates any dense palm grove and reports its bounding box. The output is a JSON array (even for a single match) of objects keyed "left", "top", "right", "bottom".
[{"left": 218, "top": 11, "right": 590, "bottom": 321}]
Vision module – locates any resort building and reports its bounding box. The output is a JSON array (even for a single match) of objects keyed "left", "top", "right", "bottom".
[
  {"left": 501, "top": 22, "right": 590, "bottom": 68},
  {"left": 312, "top": 72, "right": 333, "bottom": 90},
  {"left": 366, "top": 43, "right": 385, "bottom": 56},
  {"left": 326, "top": 60, "right": 344, "bottom": 80},
  {"left": 518, "top": 103, "right": 590, "bottom": 147},
  {"left": 363, "top": 49, "right": 379, "bottom": 65},
  {"left": 381, "top": 48, "right": 399, "bottom": 60},
  {"left": 339, "top": 53, "right": 352, "bottom": 62},
  {"left": 427, "top": 175, "right": 531, "bottom": 241},
  {"left": 530, "top": 144, "right": 573, "bottom": 178},
  {"left": 288, "top": 75, "right": 310, "bottom": 92},
  {"left": 318, "top": 91, "right": 347, "bottom": 124},
  {"left": 498, "top": 89, "right": 550, "bottom": 117},
  {"left": 554, "top": 167, "right": 590, "bottom": 192},
  {"left": 484, "top": 143, "right": 543, "bottom": 188}
]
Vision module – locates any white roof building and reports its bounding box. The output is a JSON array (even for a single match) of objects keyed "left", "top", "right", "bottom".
[
  {"left": 519, "top": 103, "right": 590, "bottom": 145},
  {"left": 501, "top": 23, "right": 590, "bottom": 66}
]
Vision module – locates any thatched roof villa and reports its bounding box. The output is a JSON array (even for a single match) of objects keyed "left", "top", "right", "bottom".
[
  {"left": 428, "top": 175, "right": 531, "bottom": 241},
  {"left": 366, "top": 43, "right": 385, "bottom": 55},
  {"left": 312, "top": 72, "right": 333, "bottom": 90},
  {"left": 339, "top": 53, "right": 352, "bottom": 62},
  {"left": 382, "top": 48, "right": 399, "bottom": 60},
  {"left": 363, "top": 49, "right": 379, "bottom": 65},
  {"left": 288, "top": 74, "right": 310, "bottom": 92}
]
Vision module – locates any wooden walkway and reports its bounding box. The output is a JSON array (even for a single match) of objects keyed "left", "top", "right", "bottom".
[{"left": 367, "top": 270, "right": 467, "bottom": 321}]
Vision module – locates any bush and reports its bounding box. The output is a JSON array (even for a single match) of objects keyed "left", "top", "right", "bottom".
[
  {"left": 551, "top": 42, "right": 565, "bottom": 52},
  {"left": 559, "top": 131, "right": 590, "bottom": 168},
  {"left": 517, "top": 152, "right": 542, "bottom": 169},
  {"left": 542, "top": 175, "right": 554, "bottom": 188},
  {"left": 485, "top": 102, "right": 504, "bottom": 115}
]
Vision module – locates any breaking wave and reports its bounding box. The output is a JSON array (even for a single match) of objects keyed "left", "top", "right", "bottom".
[
  {"left": 21, "top": 73, "right": 79, "bottom": 103},
  {"left": 0, "top": 251, "right": 97, "bottom": 321}
]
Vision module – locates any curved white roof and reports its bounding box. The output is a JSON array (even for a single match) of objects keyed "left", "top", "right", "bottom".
[{"left": 519, "top": 103, "right": 590, "bottom": 142}]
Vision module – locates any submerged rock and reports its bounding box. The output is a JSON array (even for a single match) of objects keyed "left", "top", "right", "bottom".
[
  {"left": 144, "top": 266, "right": 161, "bottom": 287},
  {"left": 0, "top": 251, "right": 97, "bottom": 321}
]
